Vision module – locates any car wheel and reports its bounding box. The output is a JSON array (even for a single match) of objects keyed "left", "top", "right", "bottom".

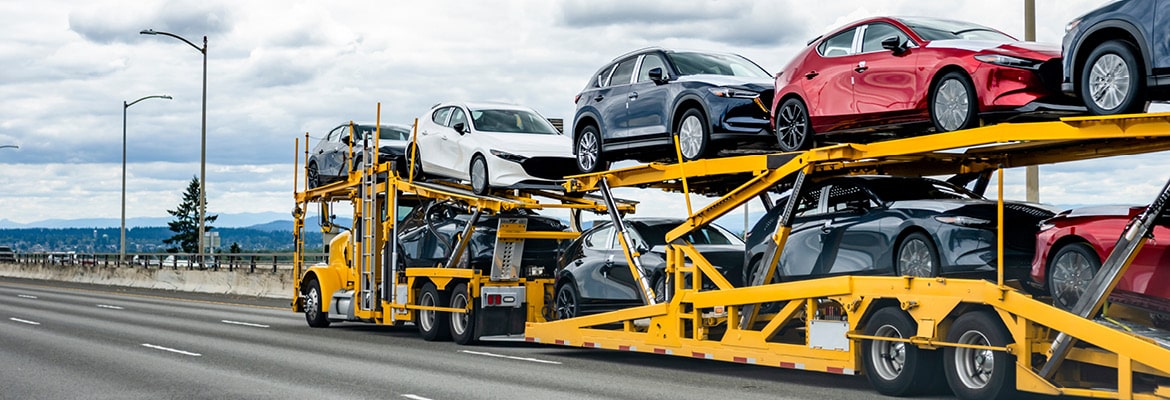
[
  {"left": 896, "top": 232, "right": 939, "bottom": 277},
  {"left": 303, "top": 278, "right": 330, "bottom": 328},
  {"left": 930, "top": 71, "right": 978, "bottom": 132},
  {"left": 675, "top": 108, "right": 709, "bottom": 161},
  {"left": 1081, "top": 40, "right": 1145, "bottom": 115},
  {"left": 470, "top": 155, "right": 490, "bottom": 195},
  {"left": 408, "top": 144, "right": 424, "bottom": 180},
  {"left": 554, "top": 281, "right": 581, "bottom": 320},
  {"left": 944, "top": 310, "right": 1016, "bottom": 400},
  {"left": 307, "top": 162, "right": 321, "bottom": 189},
  {"left": 862, "top": 307, "right": 944, "bottom": 396},
  {"left": 1047, "top": 242, "right": 1100, "bottom": 311},
  {"left": 775, "top": 97, "right": 813, "bottom": 152},
  {"left": 417, "top": 282, "right": 451, "bottom": 341},
  {"left": 449, "top": 283, "right": 477, "bottom": 345},
  {"left": 652, "top": 274, "right": 668, "bottom": 303},
  {"left": 575, "top": 125, "right": 606, "bottom": 173}
]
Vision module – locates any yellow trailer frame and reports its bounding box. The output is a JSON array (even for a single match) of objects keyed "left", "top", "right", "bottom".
[{"left": 527, "top": 112, "right": 1170, "bottom": 399}]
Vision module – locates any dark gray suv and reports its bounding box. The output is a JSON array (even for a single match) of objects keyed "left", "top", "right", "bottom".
[
  {"left": 1062, "top": 0, "right": 1170, "bottom": 115},
  {"left": 571, "top": 48, "right": 774, "bottom": 172}
]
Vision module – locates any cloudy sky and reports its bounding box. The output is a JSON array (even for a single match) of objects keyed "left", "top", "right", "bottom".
[{"left": 0, "top": 0, "right": 1161, "bottom": 227}]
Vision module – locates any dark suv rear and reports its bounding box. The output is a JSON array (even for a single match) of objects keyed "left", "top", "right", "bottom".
[
  {"left": 571, "top": 48, "right": 775, "bottom": 172},
  {"left": 1062, "top": 0, "right": 1170, "bottom": 114}
]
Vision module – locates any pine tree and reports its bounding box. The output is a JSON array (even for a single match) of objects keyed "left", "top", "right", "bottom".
[
  {"left": 163, "top": 176, "right": 218, "bottom": 253},
  {"left": 229, "top": 242, "right": 241, "bottom": 253}
]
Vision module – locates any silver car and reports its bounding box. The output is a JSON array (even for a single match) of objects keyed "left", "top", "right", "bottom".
[{"left": 307, "top": 123, "right": 412, "bottom": 188}]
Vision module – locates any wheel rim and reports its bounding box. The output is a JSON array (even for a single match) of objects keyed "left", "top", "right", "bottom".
[
  {"left": 577, "top": 131, "right": 598, "bottom": 171},
  {"left": 898, "top": 239, "right": 934, "bottom": 277},
  {"left": 1050, "top": 250, "right": 1094, "bottom": 309},
  {"left": 307, "top": 164, "right": 319, "bottom": 187},
  {"left": 451, "top": 292, "right": 469, "bottom": 335},
  {"left": 933, "top": 78, "right": 970, "bottom": 131},
  {"left": 1089, "top": 53, "right": 1131, "bottom": 111},
  {"left": 419, "top": 291, "right": 436, "bottom": 332},
  {"left": 555, "top": 287, "right": 576, "bottom": 319},
  {"left": 471, "top": 158, "right": 487, "bottom": 192},
  {"left": 953, "top": 330, "right": 995, "bottom": 389},
  {"left": 654, "top": 277, "right": 666, "bottom": 303},
  {"left": 777, "top": 101, "right": 807, "bottom": 151},
  {"left": 870, "top": 324, "right": 908, "bottom": 381},
  {"left": 411, "top": 148, "right": 422, "bottom": 178},
  {"left": 306, "top": 286, "right": 321, "bottom": 320},
  {"left": 678, "top": 115, "right": 703, "bottom": 159}
]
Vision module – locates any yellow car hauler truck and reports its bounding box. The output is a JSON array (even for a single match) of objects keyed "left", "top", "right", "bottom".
[{"left": 526, "top": 113, "right": 1170, "bottom": 400}]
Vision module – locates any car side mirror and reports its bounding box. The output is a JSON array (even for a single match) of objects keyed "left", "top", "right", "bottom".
[
  {"left": 648, "top": 67, "right": 667, "bottom": 84},
  {"left": 453, "top": 122, "right": 467, "bottom": 134},
  {"left": 881, "top": 36, "right": 906, "bottom": 55},
  {"left": 341, "top": 136, "right": 351, "bottom": 145}
]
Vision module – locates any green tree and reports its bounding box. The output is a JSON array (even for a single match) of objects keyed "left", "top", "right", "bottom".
[
  {"left": 163, "top": 176, "right": 218, "bottom": 253},
  {"left": 229, "top": 242, "right": 241, "bottom": 253}
]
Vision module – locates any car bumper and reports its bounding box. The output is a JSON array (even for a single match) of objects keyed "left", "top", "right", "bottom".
[{"left": 488, "top": 156, "right": 575, "bottom": 187}]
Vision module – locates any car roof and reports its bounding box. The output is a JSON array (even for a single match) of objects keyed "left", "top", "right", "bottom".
[
  {"left": 431, "top": 101, "right": 537, "bottom": 113},
  {"left": 609, "top": 47, "right": 744, "bottom": 62}
]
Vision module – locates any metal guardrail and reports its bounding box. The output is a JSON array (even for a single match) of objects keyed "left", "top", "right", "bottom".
[{"left": 7, "top": 252, "right": 328, "bottom": 274}]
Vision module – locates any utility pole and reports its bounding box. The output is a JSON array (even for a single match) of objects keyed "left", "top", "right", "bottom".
[{"left": 1024, "top": 0, "right": 1040, "bottom": 202}]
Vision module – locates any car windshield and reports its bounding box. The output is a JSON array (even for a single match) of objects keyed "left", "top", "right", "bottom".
[
  {"left": 667, "top": 52, "right": 770, "bottom": 78},
  {"left": 631, "top": 221, "right": 744, "bottom": 247},
  {"left": 470, "top": 109, "right": 559, "bottom": 134},
  {"left": 865, "top": 178, "right": 983, "bottom": 202},
  {"left": 898, "top": 17, "right": 1015, "bottom": 42}
]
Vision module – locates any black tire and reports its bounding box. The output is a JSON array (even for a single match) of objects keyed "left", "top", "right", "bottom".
[
  {"left": 930, "top": 71, "right": 979, "bottom": 132},
  {"left": 1080, "top": 40, "right": 1146, "bottom": 115},
  {"left": 944, "top": 310, "right": 1016, "bottom": 400},
  {"left": 408, "top": 144, "right": 424, "bottom": 180},
  {"left": 307, "top": 162, "right": 321, "bottom": 189},
  {"left": 554, "top": 281, "right": 581, "bottom": 320},
  {"left": 449, "top": 283, "right": 478, "bottom": 345},
  {"left": 896, "top": 232, "right": 940, "bottom": 277},
  {"left": 862, "top": 307, "right": 944, "bottom": 396},
  {"left": 303, "top": 278, "right": 330, "bottom": 328},
  {"left": 417, "top": 282, "right": 451, "bottom": 341},
  {"left": 1047, "top": 242, "right": 1100, "bottom": 311},
  {"left": 575, "top": 125, "right": 606, "bottom": 173},
  {"left": 470, "top": 155, "right": 490, "bottom": 195},
  {"left": 775, "top": 97, "right": 813, "bottom": 152},
  {"left": 674, "top": 108, "right": 710, "bottom": 161},
  {"left": 652, "top": 274, "right": 668, "bottom": 303}
]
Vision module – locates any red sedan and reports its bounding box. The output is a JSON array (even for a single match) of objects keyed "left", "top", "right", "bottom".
[
  {"left": 771, "top": 16, "right": 1076, "bottom": 152},
  {"left": 1030, "top": 206, "right": 1170, "bottom": 322}
]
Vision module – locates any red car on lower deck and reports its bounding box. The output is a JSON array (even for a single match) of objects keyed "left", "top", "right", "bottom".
[{"left": 1030, "top": 205, "right": 1170, "bottom": 321}]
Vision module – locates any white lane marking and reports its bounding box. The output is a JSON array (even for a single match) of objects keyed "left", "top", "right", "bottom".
[
  {"left": 97, "top": 304, "right": 124, "bottom": 310},
  {"left": 142, "top": 343, "right": 202, "bottom": 357},
  {"left": 401, "top": 395, "right": 433, "bottom": 400},
  {"left": 458, "top": 349, "right": 562, "bottom": 365},
  {"left": 221, "top": 320, "right": 269, "bottom": 328},
  {"left": 17, "top": 295, "right": 37, "bottom": 299},
  {"left": 10, "top": 318, "right": 40, "bottom": 325}
]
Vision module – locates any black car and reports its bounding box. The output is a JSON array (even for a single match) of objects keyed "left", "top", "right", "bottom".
[
  {"left": 743, "top": 176, "right": 1057, "bottom": 285},
  {"left": 553, "top": 218, "right": 745, "bottom": 319},
  {"left": 1062, "top": 0, "right": 1170, "bottom": 115},
  {"left": 396, "top": 199, "right": 567, "bottom": 277},
  {"left": 571, "top": 48, "right": 775, "bottom": 173},
  {"left": 307, "top": 123, "right": 411, "bottom": 188}
]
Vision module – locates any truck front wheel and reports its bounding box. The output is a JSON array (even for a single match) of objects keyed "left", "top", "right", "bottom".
[{"left": 304, "top": 278, "right": 330, "bottom": 328}]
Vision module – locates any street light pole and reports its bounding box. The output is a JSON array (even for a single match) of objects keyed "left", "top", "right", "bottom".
[
  {"left": 0, "top": 145, "right": 17, "bottom": 150},
  {"left": 122, "top": 95, "right": 171, "bottom": 265},
  {"left": 141, "top": 29, "right": 209, "bottom": 262}
]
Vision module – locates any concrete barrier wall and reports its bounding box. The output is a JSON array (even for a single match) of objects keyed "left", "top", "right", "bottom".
[{"left": 0, "top": 262, "right": 293, "bottom": 299}]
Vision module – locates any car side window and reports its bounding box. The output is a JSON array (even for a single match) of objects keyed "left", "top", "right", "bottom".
[
  {"left": 596, "top": 64, "right": 617, "bottom": 87},
  {"left": 449, "top": 108, "right": 468, "bottom": 130},
  {"left": 609, "top": 58, "right": 637, "bottom": 87},
  {"left": 825, "top": 183, "right": 873, "bottom": 213},
  {"left": 584, "top": 225, "right": 614, "bottom": 249},
  {"left": 817, "top": 27, "right": 858, "bottom": 57},
  {"left": 327, "top": 125, "right": 343, "bottom": 142},
  {"left": 637, "top": 54, "right": 668, "bottom": 82},
  {"left": 432, "top": 107, "right": 452, "bottom": 126},
  {"left": 860, "top": 23, "right": 909, "bottom": 53},
  {"left": 793, "top": 186, "right": 823, "bottom": 217}
]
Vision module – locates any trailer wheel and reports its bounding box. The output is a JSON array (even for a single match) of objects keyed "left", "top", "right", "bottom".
[
  {"left": 554, "top": 282, "right": 580, "bottom": 320},
  {"left": 450, "top": 283, "right": 478, "bottom": 345},
  {"left": 417, "top": 282, "right": 451, "bottom": 341},
  {"left": 304, "top": 278, "right": 330, "bottom": 328},
  {"left": 944, "top": 310, "right": 1016, "bottom": 400},
  {"left": 862, "top": 307, "right": 942, "bottom": 396}
]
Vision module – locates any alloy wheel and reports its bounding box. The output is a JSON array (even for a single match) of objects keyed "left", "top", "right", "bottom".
[
  {"left": 306, "top": 286, "right": 321, "bottom": 320},
  {"left": 897, "top": 239, "right": 934, "bottom": 277},
  {"left": 1088, "top": 53, "right": 1131, "bottom": 111},
  {"left": 933, "top": 79, "right": 970, "bottom": 131},
  {"left": 577, "top": 130, "right": 599, "bottom": 172},
  {"left": 778, "top": 101, "right": 808, "bottom": 151},
  {"left": 678, "top": 115, "right": 703, "bottom": 159},
  {"left": 1050, "top": 250, "right": 1095, "bottom": 309}
]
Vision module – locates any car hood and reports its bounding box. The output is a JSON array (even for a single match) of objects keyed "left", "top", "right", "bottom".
[
  {"left": 925, "top": 39, "right": 1061, "bottom": 60},
  {"left": 676, "top": 75, "right": 774, "bottom": 93},
  {"left": 480, "top": 132, "right": 573, "bottom": 157},
  {"left": 378, "top": 139, "right": 410, "bottom": 155}
]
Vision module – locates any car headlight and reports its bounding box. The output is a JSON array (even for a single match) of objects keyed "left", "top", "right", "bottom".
[
  {"left": 707, "top": 87, "right": 760, "bottom": 99},
  {"left": 490, "top": 149, "right": 527, "bottom": 163},
  {"left": 1065, "top": 18, "right": 1080, "bottom": 33},
  {"left": 974, "top": 54, "right": 1041, "bottom": 69},
  {"left": 934, "top": 215, "right": 993, "bottom": 227}
]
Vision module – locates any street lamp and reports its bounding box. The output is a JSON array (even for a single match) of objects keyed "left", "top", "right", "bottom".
[
  {"left": 0, "top": 145, "right": 17, "bottom": 150},
  {"left": 122, "top": 95, "right": 171, "bottom": 265},
  {"left": 140, "top": 28, "right": 209, "bottom": 262}
]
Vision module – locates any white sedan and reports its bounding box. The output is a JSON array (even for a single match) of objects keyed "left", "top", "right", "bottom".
[{"left": 411, "top": 101, "right": 577, "bottom": 194}]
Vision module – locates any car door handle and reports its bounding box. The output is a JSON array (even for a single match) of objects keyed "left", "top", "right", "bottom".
[
  {"left": 854, "top": 66, "right": 868, "bottom": 73},
  {"left": 820, "top": 220, "right": 833, "bottom": 233},
  {"left": 805, "top": 71, "right": 819, "bottom": 79},
  {"left": 594, "top": 95, "right": 605, "bottom": 101},
  {"left": 628, "top": 92, "right": 638, "bottom": 100},
  {"left": 574, "top": 259, "right": 584, "bottom": 266}
]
